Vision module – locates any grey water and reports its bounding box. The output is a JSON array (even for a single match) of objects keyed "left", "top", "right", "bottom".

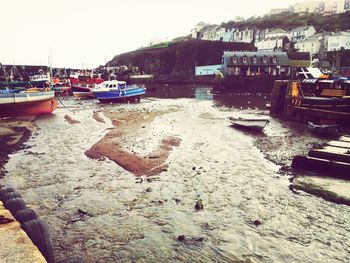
[{"left": 2, "top": 85, "right": 350, "bottom": 263}]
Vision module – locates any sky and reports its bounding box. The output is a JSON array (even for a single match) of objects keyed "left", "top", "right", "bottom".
[{"left": 0, "top": 0, "right": 303, "bottom": 68}]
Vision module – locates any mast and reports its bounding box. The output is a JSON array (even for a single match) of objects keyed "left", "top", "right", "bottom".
[
  {"left": 0, "top": 63, "right": 6, "bottom": 80},
  {"left": 48, "top": 48, "right": 53, "bottom": 83}
]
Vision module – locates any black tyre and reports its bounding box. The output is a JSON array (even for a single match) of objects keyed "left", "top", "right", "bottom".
[
  {"left": 22, "top": 219, "right": 55, "bottom": 263},
  {"left": 57, "top": 256, "right": 85, "bottom": 263},
  {"left": 0, "top": 187, "right": 15, "bottom": 199},
  {"left": 14, "top": 208, "right": 38, "bottom": 223},
  {"left": 0, "top": 191, "right": 22, "bottom": 202},
  {"left": 3, "top": 197, "right": 27, "bottom": 214}
]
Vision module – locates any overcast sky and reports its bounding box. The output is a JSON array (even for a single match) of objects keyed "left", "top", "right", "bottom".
[{"left": 1, "top": 0, "right": 303, "bottom": 68}]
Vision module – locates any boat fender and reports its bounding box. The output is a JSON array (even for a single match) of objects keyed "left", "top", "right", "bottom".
[
  {"left": 22, "top": 219, "right": 55, "bottom": 263},
  {"left": 14, "top": 208, "right": 39, "bottom": 223},
  {"left": 4, "top": 197, "right": 27, "bottom": 215},
  {"left": 0, "top": 191, "right": 22, "bottom": 202},
  {"left": 0, "top": 187, "right": 16, "bottom": 199}
]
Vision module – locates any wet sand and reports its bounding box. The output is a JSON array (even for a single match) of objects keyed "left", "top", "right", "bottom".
[
  {"left": 85, "top": 109, "right": 181, "bottom": 176},
  {"left": 1, "top": 96, "right": 350, "bottom": 263},
  {"left": 0, "top": 117, "right": 35, "bottom": 177}
]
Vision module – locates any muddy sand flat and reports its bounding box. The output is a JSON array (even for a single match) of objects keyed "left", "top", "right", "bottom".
[{"left": 85, "top": 109, "right": 181, "bottom": 176}]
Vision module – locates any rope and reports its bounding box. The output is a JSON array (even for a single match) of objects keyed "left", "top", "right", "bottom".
[{"left": 56, "top": 96, "right": 74, "bottom": 113}]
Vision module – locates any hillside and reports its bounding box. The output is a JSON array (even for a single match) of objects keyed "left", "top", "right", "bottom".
[
  {"left": 223, "top": 11, "right": 350, "bottom": 32},
  {"left": 107, "top": 39, "right": 255, "bottom": 79}
]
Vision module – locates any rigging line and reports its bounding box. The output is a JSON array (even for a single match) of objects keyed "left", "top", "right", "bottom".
[{"left": 56, "top": 96, "right": 73, "bottom": 112}]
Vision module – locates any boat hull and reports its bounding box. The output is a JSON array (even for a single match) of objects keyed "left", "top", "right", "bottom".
[
  {"left": 0, "top": 98, "right": 58, "bottom": 117},
  {"left": 307, "top": 121, "right": 339, "bottom": 137},
  {"left": 299, "top": 97, "right": 350, "bottom": 112},
  {"left": 229, "top": 117, "right": 269, "bottom": 131},
  {"left": 0, "top": 91, "right": 55, "bottom": 104},
  {"left": 71, "top": 85, "right": 95, "bottom": 98},
  {"left": 72, "top": 91, "right": 95, "bottom": 98},
  {"left": 93, "top": 87, "right": 146, "bottom": 102}
]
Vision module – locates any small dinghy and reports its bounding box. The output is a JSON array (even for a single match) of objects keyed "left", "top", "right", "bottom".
[
  {"left": 229, "top": 116, "right": 270, "bottom": 132},
  {"left": 307, "top": 121, "right": 339, "bottom": 137}
]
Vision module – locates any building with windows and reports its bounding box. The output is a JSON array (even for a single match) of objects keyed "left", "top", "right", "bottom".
[
  {"left": 195, "top": 65, "right": 223, "bottom": 76},
  {"left": 293, "top": 32, "right": 329, "bottom": 54},
  {"left": 290, "top": 25, "right": 316, "bottom": 42},
  {"left": 255, "top": 36, "right": 290, "bottom": 52},
  {"left": 233, "top": 28, "right": 255, "bottom": 43},
  {"left": 294, "top": 38, "right": 322, "bottom": 54},
  {"left": 191, "top": 22, "right": 208, "bottom": 39},
  {"left": 291, "top": 0, "right": 323, "bottom": 13},
  {"left": 255, "top": 28, "right": 270, "bottom": 42},
  {"left": 337, "top": 0, "right": 350, "bottom": 13},
  {"left": 214, "top": 27, "right": 226, "bottom": 41},
  {"left": 327, "top": 31, "right": 350, "bottom": 51},
  {"left": 265, "top": 28, "right": 291, "bottom": 39},
  {"left": 323, "top": 0, "right": 338, "bottom": 14},
  {"left": 201, "top": 25, "right": 220, "bottom": 41},
  {"left": 223, "top": 29, "right": 235, "bottom": 42},
  {"left": 222, "top": 51, "right": 291, "bottom": 76}
]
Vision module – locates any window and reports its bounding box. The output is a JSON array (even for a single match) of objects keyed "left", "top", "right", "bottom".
[
  {"left": 263, "top": 56, "right": 267, "bottom": 63},
  {"left": 272, "top": 56, "right": 277, "bottom": 63},
  {"left": 232, "top": 56, "right": 237, "bottom": 63},
  {"left": 253, "top": 56, "right": 257, "bottom": 64},
  {"left": 242, "top": 56, "right": 247, "bottom": 63}
]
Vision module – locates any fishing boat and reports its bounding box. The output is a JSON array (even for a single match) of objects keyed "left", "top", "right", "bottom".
[
  {"left": 71, "top": 83, "right": 96, "bottom": 98},
  {"left": 229, "top": 116, "right": 270, "bottom": 131},
  {"left": 271, "top": 68, "right": 350, "bottom": 124},
  {"left": 307, "top": 121, "right": 339, "bottom": 137},
  {"left": 69, "top": 70, "right": 103, "bottom": 85},
  {"left": 0, "top": 87, "right": 58, "bottom": 117},
  {"left": 92, "top": 80, "right": 146, "bottom": 102},
  {"left": 29, "top": 72, "right": 51, "bottom": 89},
  {"left": 69, "top": 70, "right": 104, "bottom": 98},
  {"left": 52, "top": 82, "right": 71, "bottom": 96}
]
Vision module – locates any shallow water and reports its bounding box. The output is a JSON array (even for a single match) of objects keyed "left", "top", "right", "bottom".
[{"left": 2, "top": 86, "right": 350, "bottom": 263}]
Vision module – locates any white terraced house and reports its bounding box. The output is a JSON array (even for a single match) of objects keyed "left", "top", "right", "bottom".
[
  {"left": 294, "top": 38, "right": 322, "bottom": 54},
  {"left": 327, "top": 31, "right": 350, "bottom": 51},
  {"left": 290, "top": 25, "right": 316, "bottom": 42}
]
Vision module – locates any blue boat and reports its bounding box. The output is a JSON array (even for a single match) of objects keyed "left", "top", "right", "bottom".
[{"left": 92, "top": 80, "right": 146, "bottom": 102}]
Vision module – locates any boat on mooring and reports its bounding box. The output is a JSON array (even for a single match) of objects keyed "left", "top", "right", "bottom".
[
  {"left": 271, "top": 68, "right": 350, "bottom": 124},
  {"left": 70, "top": 70, "right": 104, "bottom": 98},
  {"left": 71, "top": 83, "right": 96, "bottom": 98},
  {"left": 92, "top": 80, "right": 146, "bottom": 102},
  {"left": 307, "top": 121, "right": 339, "bottom": 137},
  {"left": 0, "top": 86, "right": 58, "bottom": 117},
  {"left": 229, "top": 116, "right": 270, "bottom": 131}
]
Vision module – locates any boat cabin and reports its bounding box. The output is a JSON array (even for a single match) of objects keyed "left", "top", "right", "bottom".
[
  {"left": 296, "top": 78, "right": 350, "bottom": 98},
  {"left": 270, "top": 67, "right": 350, "bottom": 124},
  {"left": 100, "top": 81, "right": 127, "bottom": 90}
]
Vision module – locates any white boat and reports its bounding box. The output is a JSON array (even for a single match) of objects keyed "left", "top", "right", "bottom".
[
  {"left": 229, "top": 116, "right": 269, "bottom": 131},
  {"left": 29, "top": 74, "right": 50, "bottom": 82}
]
